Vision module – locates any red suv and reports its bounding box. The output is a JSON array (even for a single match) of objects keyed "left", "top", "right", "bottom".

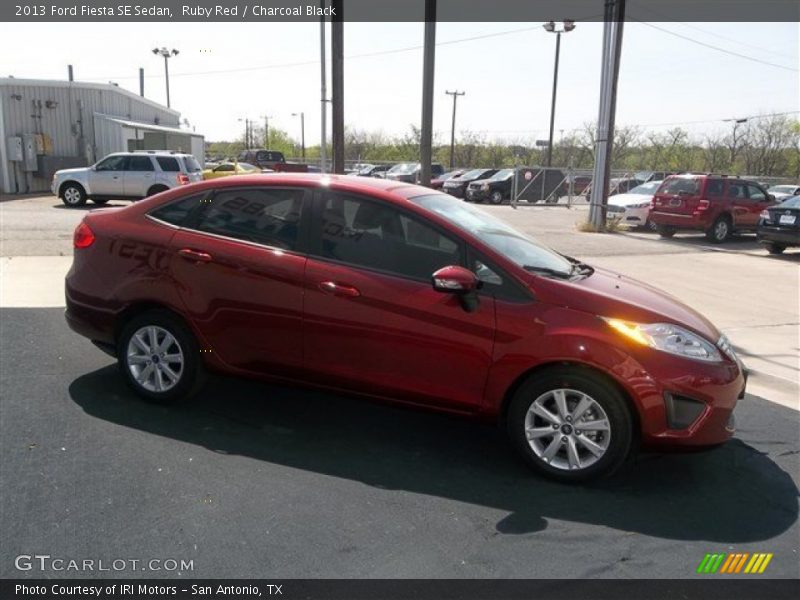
[
  {"left": 65, "top": 175, "right": 745, "bottom": 482},
  {"left": 650, "top": 174, "right": 777, "bottom": 243}
]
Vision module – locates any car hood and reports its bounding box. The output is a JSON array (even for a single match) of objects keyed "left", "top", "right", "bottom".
[
  {"left": 608, "top": 193, "right": 653, "bottom": 207},
  {"left": 55, "top": 167, "right": 89, "bottom": 176},
  {"left": 532, "top": 266, "right": 720, "bottom": 342}
]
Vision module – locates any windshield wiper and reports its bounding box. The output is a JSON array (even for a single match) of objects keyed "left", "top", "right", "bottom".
[
  {"left": 523, "top": 265, "right": 573, "bottom": 279},
  {"left": 561, "top": 255, "right": 595, "bottom": 278}
]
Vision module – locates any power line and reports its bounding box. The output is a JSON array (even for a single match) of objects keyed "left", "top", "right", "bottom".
[{"left": 636, "top": 21, "right": 799, "bottom": 73}]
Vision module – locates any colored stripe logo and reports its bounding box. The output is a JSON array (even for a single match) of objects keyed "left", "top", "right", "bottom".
[{"left": 697, "top": 553, "right": 773, "bottom": 574}]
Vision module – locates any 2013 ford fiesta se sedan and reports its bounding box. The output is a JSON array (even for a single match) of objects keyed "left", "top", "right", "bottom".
[{"left": 65, "top": 174, "right": 746, "bottom": 482}]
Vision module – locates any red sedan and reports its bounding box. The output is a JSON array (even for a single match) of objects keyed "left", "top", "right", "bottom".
[{"left": 66, "top": 174, "right": 746, "bottom": 482}]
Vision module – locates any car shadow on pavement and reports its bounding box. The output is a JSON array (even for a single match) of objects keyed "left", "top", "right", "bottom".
[{"left": 69, "top": 366, "right": 799, "bottom": 543}]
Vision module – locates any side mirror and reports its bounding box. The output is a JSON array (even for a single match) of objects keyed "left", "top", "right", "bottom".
[
  {"left": 768, "top": 194, "right": 776, "bottom": 202},
  {"left": 432, "top": 265, "right": 478, "bottom": 294}
]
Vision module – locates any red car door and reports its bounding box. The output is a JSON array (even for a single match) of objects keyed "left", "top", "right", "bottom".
[
  {"left": 168, "top": 185, "right": 309, "bottom": 378},
  {"left": 742, "top": 182, "right": 775, "bottom": 229},
  {"left": 302, "top": 191, "right": 496, "bottom": 411}
]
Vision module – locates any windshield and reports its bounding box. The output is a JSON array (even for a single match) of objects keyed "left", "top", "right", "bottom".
[
  {"left": 769, "top": 185, "right": 797, "bottom": 194},
  {"left": 490, "top": 169, "right": 514, "bottom": 181},
  {"left": 459, "top": 169, "right": 487, "bottom": 180},
  {"left": 628, "top": 181, "right": 661, "bottom": 195},
  {"left": 410, "top": 193, "right": 575, "bottom": 277},
  {"left": 388, "top": 163, "right": 418, "bottom": 174},
  {"left": 779, "top": 196, "right": 800, "bottom": 208}
]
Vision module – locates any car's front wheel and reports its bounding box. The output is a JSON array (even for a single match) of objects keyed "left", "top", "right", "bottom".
[
  {"left": 61, "top": 183, "right": 86, "bottom": 207},
  {"left": 657, "top": 225, "right": 676, "bottom": 238},
  {"left": 117, "top": 310, "right": 204, "bottom": 403},
  {"left": 507, "top": 367, "right": 635, "bottom": 482},
  {"left": 766, "top": 243, "right": 786, "bottom": 255},
  {"left": 490, "top": 190, "right": 505, "bottom": 205}
]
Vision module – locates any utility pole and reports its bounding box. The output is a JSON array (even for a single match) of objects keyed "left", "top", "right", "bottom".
[
  {"left": 261, "top": 115, "right": 270, "bottom": 149},
  {"left": 331, "top": 0, "right": 344, "bottom": 173},
  {"left": 139, "top": 68, "right": 144, "bottom": 97},
  {"left": 543, "top": 20, "right": 575, "bottom": 167},
  {"left": 68, "top": 65, "right": 74, "bottom": 81},
  {"left": 724, "top": 117, "right": 748, "bottom": 167},
  {"left": 445, "top": 90, "right": 464, "bottom": 170},
  {"left": 292, "top": 112, "right": 306, "bottom": 159},
  {"left": 419, "top": 0, "right": 437, "bottom": 186},
  {"left": 319, "top": 1, "right": 328, "bottom": 173},
  {"left": 588, "top": 1, "right": 625, "bottom": 230},
  {"left": 152, "top": 47, "right": 179, "bottom": 108}
]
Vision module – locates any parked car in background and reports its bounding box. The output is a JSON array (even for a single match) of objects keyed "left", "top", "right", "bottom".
[
  {"left": 65, "top": 174, "right": 745, "bottom": 482},
  {"left": 635, "top": 171, "right": 674, "bottom": 184},
  {"left": 650, "top": 175, "right": 777, "bottom": 243},
  {"left": 385, "top": 162, "right": 444, "bottom": 183},
  {"left": 444, "top": 168, "right": 499, "bottom": 199},
  {"left": 202, "top": 162, "right": 262, "bottom": 180},
  {"left": 429, "top": 169, "right": 466, "bottom": 190},
  {"left": 565, "top": 174, "right": 592, "bottom": 195},
  {"left": 757, "top": 195, "right": 800, "bottom": 254},
  {"left": 606, "top": 180, "right": 663, "bottom": 230},
  {"left": 52, "top": 150, "right": 203, "bottom": 207},
  {"left": 237, "top": 149, "right": 308, "bottom": 173},
  {"left": 356, "top": 164, "right": 390, "bottom": 178},
  {"left": 609, "top": 177, "right": 641, "bottom": 196},
  {"left": 466, "top": 169, "right": 514, "bottom": 204},
  {"left": 767, "top": 184, "right": 800, "bottom": 202}
]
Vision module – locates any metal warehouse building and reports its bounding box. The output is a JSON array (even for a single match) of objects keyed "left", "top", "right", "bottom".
[{"left": 0, "top": 78, "right": 204, "bottom": 194}]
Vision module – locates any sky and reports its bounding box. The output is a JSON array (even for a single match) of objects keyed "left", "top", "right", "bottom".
[{"left": 1, "top": 20, "right": 798, "bottom": 145}]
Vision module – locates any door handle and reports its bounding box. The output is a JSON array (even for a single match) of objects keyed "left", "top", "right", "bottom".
[
  {"left": 319, "top": 280, "right": 360, "bottom": 297},
  {"left": 178, "top": 248, "right": 212, "bottom": 263}
]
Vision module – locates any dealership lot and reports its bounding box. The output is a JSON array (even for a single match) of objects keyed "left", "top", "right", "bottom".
[{"left": 0, "top": 193, "right": 798, "bottom": 578}]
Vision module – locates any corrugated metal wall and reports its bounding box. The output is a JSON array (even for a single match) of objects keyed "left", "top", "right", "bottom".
[{"left": 1, "top": 79, "right": 180, "bottom": 193}]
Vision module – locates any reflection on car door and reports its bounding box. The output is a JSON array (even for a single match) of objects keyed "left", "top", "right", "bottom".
[
  {"left": 302, "top": 191, "right": 496, "bottom": 411},
  {"left": 123, "top": 155, "right": 156, "bottom": 197},
  {"left": 168, "top": 186, "right": 309, "bottom": 378},
  {"left": 89, "top": 155, "right": 128, "bottom": 195}
]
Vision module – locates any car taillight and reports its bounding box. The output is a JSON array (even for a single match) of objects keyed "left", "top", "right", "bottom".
[
  {"left": 694, "top": 199, "right": 710, "bottom": 214},
  {"left": 73, "top": 222, "right": 95, "bottom": 249},
  {"left": 177, "top": 173, "right": 190, "bottom": 185}
]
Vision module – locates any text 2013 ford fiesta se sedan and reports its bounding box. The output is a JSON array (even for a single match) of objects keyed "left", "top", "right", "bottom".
[{"left": 65, "top": 174, "right": 746, "bottom": 482}]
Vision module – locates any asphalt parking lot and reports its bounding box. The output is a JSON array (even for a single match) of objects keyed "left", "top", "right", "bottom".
[{"left": 0, "top": 193, "right": 798, "bottom": 579}]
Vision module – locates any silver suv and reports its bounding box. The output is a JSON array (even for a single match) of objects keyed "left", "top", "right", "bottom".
[{"left": 52, "top": 151, "right": 203, "bottom": 207}]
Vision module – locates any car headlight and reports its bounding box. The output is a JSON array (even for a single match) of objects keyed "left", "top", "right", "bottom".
[
  {"left": 627, "top": 202, "right": 650, "bottom": 209},
  {"left": 481, "top": 184, "right": 489, "bottom": 190},
  {"left": 602, "top": 318, "right": 723, "bottom": 362}
]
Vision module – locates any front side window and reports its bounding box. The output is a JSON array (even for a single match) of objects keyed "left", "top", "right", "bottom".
[
  {"left": 195, "top": 188, "right": 305, "bottom": 249},
  {"left": 156, "top": 156, "right": 180, "bottom": 172},
  {"left": 319, "top": 193, "right": 460, "bottom": 280},
  {"left": 95, "top": 155, "right": 129, "bottom": 171},
  {"left": 128, "top": 156, "right": 155, "bottom": 172}
]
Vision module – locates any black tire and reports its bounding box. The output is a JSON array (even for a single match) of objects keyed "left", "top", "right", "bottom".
[
  {"left": 644, "top": 218, "right": 658, "bottom": 232},
  {"left": 706, "top": 215, "right": 732, "bottom": 243},
  {"left": 146, "top": 185, "right": 169, "bottom": 197},
  {"left": 117, "top": 310, "right": 205, "bottom": 404},
  {"left": 90, "top": 198, "right": 109, "bottom": 205},
  {"left": 507, "top": 366, "right": 636, "bottom": 483},
  {"left": 766, "top": 243, "right": 786, "bottom": 255},
  {"left": 489, "top": 190, "right": 505, "bottom": 205},
  {"left": 657, "top": 225, "right": 676, "bottom": 238},
  {"left": 61, "top": 183, "right": 87, "bottom": 207}
]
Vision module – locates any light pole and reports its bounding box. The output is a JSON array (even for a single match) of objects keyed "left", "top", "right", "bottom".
[
  {"left": 724, "top": 117, "right": 749, "bottom": 167},
  {"left": 542, "top": 20, "right": 575, "bottom": 167},
  {"left": 238, "top": 118, "right": 251, "bottom": 149},
  {"left": 445, "top": 90, "right": 465, "bottom": 170},
  {"left": 292, "top": 112, "right": 306, "bottom": 160},
  {"left": 152, "top": 47, "right": 179, "bottom": 108},
  {"left": 261, "top": 115, "right": 271, "bottom": 149}
]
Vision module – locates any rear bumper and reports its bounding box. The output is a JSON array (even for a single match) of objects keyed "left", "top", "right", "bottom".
[
  {"left": 649, "top": 210, "right": 709, "bottom": 230},
  {"left": 757, "top": 226, "right": 800, "bottom": 246}
]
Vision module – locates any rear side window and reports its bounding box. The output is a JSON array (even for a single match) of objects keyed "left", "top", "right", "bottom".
[
  {"left": 705, "top": 179, "right": 725, "bottom": 197},
  {"left": 659, "top": 178, "right": 700, "bottom": 195},
  {"left": 128, "top": 156, "right": 155, "bottom": 172},
  {"left": 149, "top": 193, "right": 204, "bottom": 226},
  {"left": 195, "top": 188, "right": 305, "bottom": 250},
  {"left": 156, "top": 157, "right": 180, "bottom": 172}
]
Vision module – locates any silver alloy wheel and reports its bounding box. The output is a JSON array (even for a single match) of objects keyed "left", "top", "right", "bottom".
[
  {"left": 524, "top": 388, "right": 612, "bottom": 471},
  {"left": 714, "top": 219, "right": 729, "bottom": 241},
  {"left": 63, "top": 187, "right": 82, "bottom": 205},
  {"left": 491, "top": 191, "right": 504, "bottom": 204},
  {"left": 126, "top": 325, "right": 184, "bottom": 393}
]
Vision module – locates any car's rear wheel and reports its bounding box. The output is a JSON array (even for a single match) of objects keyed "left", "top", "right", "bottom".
[
  {"left": 490, "top": 190, "right": 505, "bottom": 205},
  {"left": 657, "top": 225, "right": 676, "bottom": 238},
  {"left": 61, "top": 183, "right": 86, "bottom": 207},
  {"left": 117, "top": 310, "right": 204, "bottom": 403},
  {"left": 706, "top": 215, "right": 732, "bottom": 243},
  {"left": 766, "top": 243, "right": 786, "bottom": 255},
  {"left": 507, "top": 367, "right": 635, "bottom": 482}
]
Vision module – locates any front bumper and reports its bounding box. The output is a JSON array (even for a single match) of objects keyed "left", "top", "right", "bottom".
[
  {"left": 465, "top": 188, "right": 489, "bottom": 201},
  {"left": 443, "top": 185, "right": 466, "bottom": 198},
  {"left": 757, "top": 226, "right": 800, "bottom": 246}
]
